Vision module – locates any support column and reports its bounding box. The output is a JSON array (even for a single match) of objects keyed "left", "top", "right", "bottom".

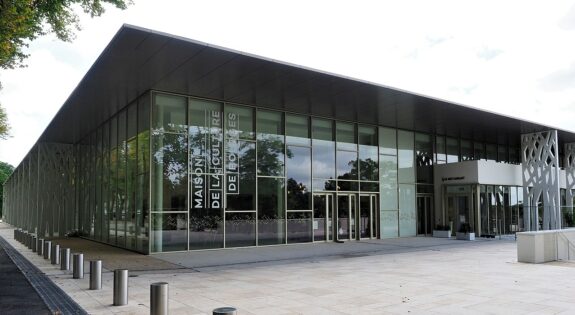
[
  {"left": 564, "top": 143, "right": 575, "bottom": 226},
  {"left": 521, "top": 130, "right": 561, "bottom": 231}
]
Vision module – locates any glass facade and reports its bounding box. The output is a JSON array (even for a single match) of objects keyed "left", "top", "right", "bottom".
[
  {"left": 12, "top": 90, "right": 534, "bottom": 254},
  {"left": 77, "top": 94, "right": 150, "bottom": 253}
]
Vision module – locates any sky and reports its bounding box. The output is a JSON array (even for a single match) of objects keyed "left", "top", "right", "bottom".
[{"left": 1, "top": 0, "right": 575, "bottom": 167}]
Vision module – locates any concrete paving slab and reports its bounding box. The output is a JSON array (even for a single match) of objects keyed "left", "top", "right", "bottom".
[{"left": 4, "top": 222, "right": 575, "bottom": 315}]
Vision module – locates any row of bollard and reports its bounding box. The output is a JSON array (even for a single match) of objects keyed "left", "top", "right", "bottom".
[{"left": 13, "top": 228, "right": 237, "bottom": 315}]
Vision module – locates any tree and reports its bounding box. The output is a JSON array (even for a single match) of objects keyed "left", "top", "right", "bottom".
[
  {"left": 0, "top": 0, "right": 132, "bottom": 139},
  {"left": 0, "top": 104, "right": 8, "bottom": 139},
  {"left": 0, "top": 0, "right": 132, "bottom": 70},
  {"left": 0, "top": 161, "right": 14, "bottom": 217}
]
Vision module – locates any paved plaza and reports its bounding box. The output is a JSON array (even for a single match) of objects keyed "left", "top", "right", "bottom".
[{"left": 2, "top": 225, "right": 575, "bottom": 314}]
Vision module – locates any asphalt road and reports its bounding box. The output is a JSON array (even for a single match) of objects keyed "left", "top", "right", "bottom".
[{"left": 0, "top": 244, "right": 51, "bottom": 315}]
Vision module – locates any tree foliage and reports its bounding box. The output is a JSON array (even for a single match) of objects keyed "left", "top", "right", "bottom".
[
  {"left": 0, "top": 161, "right": 14, "bottom": 217},
  {"left": 0, "top": 104, "right": 8, "bottom": 139},
  {"left": 0, "top": 0, "right": 131, "bottom": 70}
]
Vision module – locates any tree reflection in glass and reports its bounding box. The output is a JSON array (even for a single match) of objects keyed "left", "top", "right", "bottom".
[{"left": 152, "top": 132, "right": 188, "bottom": 211}]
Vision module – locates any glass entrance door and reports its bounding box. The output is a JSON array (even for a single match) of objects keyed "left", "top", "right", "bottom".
[
  {"left": 313, "top": 194, "right": 334, "bottom": 241},
  {"left": 417, "top": 195, "right": 433, "bottom": 236},
  {"left": 447, "top": 195, "right": 472, "bottom": 236},
  {"left": 315, "top": 193, "right": 377, "bottom": 241},
  {"left": 359, "top": 194, "right": 378, "bottom": 239},
  {"left": 337, "top": 194, "right": 356, "bottom": 240}
]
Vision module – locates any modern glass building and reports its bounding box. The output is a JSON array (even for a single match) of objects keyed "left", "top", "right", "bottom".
[{"left": 4, "top": 25, "right": 575, "bottom": 254}]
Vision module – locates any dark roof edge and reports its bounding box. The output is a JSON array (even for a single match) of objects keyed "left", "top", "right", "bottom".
[{"left": 122, "top": 24, "right": 575, "bottom": 136}]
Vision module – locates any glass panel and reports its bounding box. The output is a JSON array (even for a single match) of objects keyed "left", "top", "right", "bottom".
[
  {"left": 190, "top": 175, "right": 223, "bottom": 218},
  {"left": 225, "top": 212, "right": 256, "bottom": 247},
  {"left": 226, "top": 105, "right": 254, "bottom": 140},
  {"left": 136, "top": 130, "right": 150, "bottom": 253},
  {"left": 360, "top": 182, "right": 379, "bottom": 192},
  {"left": 380, "top": 155, "right": 398, "bottom": 210},
  {"left": 189, "top": 208, "right": 224, "bottom": 250},
  {"left": 151, "top": 213, "right": 187, "bottom": 252},
  {"left": 488, "top": 185, "right": 497, "bottom": 235},
  {"left": 480, "top": 185, "right": 489, "bottom": 236},
  {"left": 337, "top": 180, "right": 358, "bottom": 191},
  {"left": 358, "top": 126, "right": 377, "bottom": 146},
  {"left": 337, "top": 150, "right": 358, "bottom": 180},
  {"left": 460, "top": 139, "right": 472, "bottom": 161},
  {"left": 312, "top": 140, "right": 335, "bottom": 179},
  {"left": 226, "top": 141, "right": 256, "bottom": 210},
  {"left": 474, "top": 142, "right": 484, "bottom": 160},
  {"left": 257, "top": 177, "right": 286, "bottom": 245},
  {"left": 117, "top": 111, "right": 127, "bottom": 247},
  {"left": 286, "top": 114, "right": 310, "bottom": 146},
  {"left": 153, "top": 94, "right": 187, "bottom": 133},
  {"left": 287, "top": 212, "right": 312, "bottom": 243},
  {"left": 151, "top": 133, "right": 188, "bottom": 211},
  {"left": 509, "top": 147, "right": 520, "bottom": 164},
  {"left": 109, "top": 146, "right": 118, "bottom": 244},
  {"left": 399, "top": 184, "right": 416, "bottom": 237},
  {"left": 313, "top": 194, "right": 332, "bottom": 241},
  {"left": 359, "top": 195, "right": 374, "bottom": 238},
  {"left": 136, "top": 172, "right": 150, "bottom": 253},
  {"left": 379, "top": 127, "right": 397, "bottom": 156},
  {"left": 446, "top": 137, "right": 459, "bottom": 163},
  {"left": 359, "top": 145, "right": 378, "bottom": 181},
  {"left": 381, "top": 210, "right": 398, "bottom": 238},
  {"left": 486, "top": 144, "right": 497, "bottom": 161},
  {"left": 415, "top": 133, "right": 433, "bottom": 184},
  {"left": 313, "top": 179, "right": 337, "bottom": 192},
  {"left": 102, "top": 122, "right": 110, "bottom": 243},
  {"left": 312, "top": 118, "right": 333, "bottom": 141},
  {"left": 436, "top": 136, "right": 446, "bottom": 163},
  {"left": 189, "top": 98, "right": 222, "bottom": 130},
  {"left": 257, "top": 111, "right": 284, "bottom": 176},
  {"left": 286, "top": 146, "right": 311, "bottom": 210},
  {"left": 498, "top": 145, "right": 508, "bottom": 163},
  {"left": 336, "top": 122, "right": 356, "bottom": 151},
  {"left": 337, "top": 195, "right": 351, "bottom": 240},
  {"left": 398, "top": 130, "right": 415, "bottom": 183}
]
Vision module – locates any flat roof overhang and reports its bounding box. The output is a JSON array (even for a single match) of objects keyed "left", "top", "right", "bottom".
[{"left": 38, "top": 24, "right": 575, "bottom": 147}]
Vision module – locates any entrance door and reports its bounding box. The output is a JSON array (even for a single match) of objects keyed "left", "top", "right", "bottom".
[
  {"left": 337, "top": 194, "right": 356, "bottom": 240},
  {"left": 417, "top": 195, "right": 433, "bottom": 236},
  {"left": 313, "top": 194, "right": 334, "bottom": 241},
  {"left": 359, "top": 194, "right": 378, "bottom": 239},
  {"left": 447, "top": 195, "right": 472, "bottom": 235}
]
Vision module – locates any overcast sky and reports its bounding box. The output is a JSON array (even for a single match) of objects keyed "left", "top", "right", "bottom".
[{"left": 1, "top": 0, "right": 575, "bottom": 167}]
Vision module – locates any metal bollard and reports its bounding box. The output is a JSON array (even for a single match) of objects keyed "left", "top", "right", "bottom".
[
  {"left": 28, "top": 234, "right": 33, "bottom": 249},
  {"left": 212, "top": 307, "right": 237, "bottom": 315},
  {"left": 89, "top": 260, "right": 102, "bottom": 290},
  {"left": 60, "top": 248, "right": 70, "bottom": 270},
  {"left": 24, "top": 233, "right": 29, "bottom": 247},
  {"left": 113, "top": 269, "right": 129, "bottom": 306},
  {"left": 43, "top": 241, "right": 51, "bottom": 260},
  {"left": 13, "top": 229, "right": 17, "bottom": 240},
  {"left": 150, "top": 282, "right": 169, "bottom": 315},
  {"left": 37, "top": 239, "right": 44, "bottom": 256},
  {"left": 51, "top": 244, "right": 60, "bottom": 265},
  {"left": 32, "top": 236, "right": 37, "bottom": 252},
  {"left": 72, "top": 253, "right": 84, "bottom": 279}
]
